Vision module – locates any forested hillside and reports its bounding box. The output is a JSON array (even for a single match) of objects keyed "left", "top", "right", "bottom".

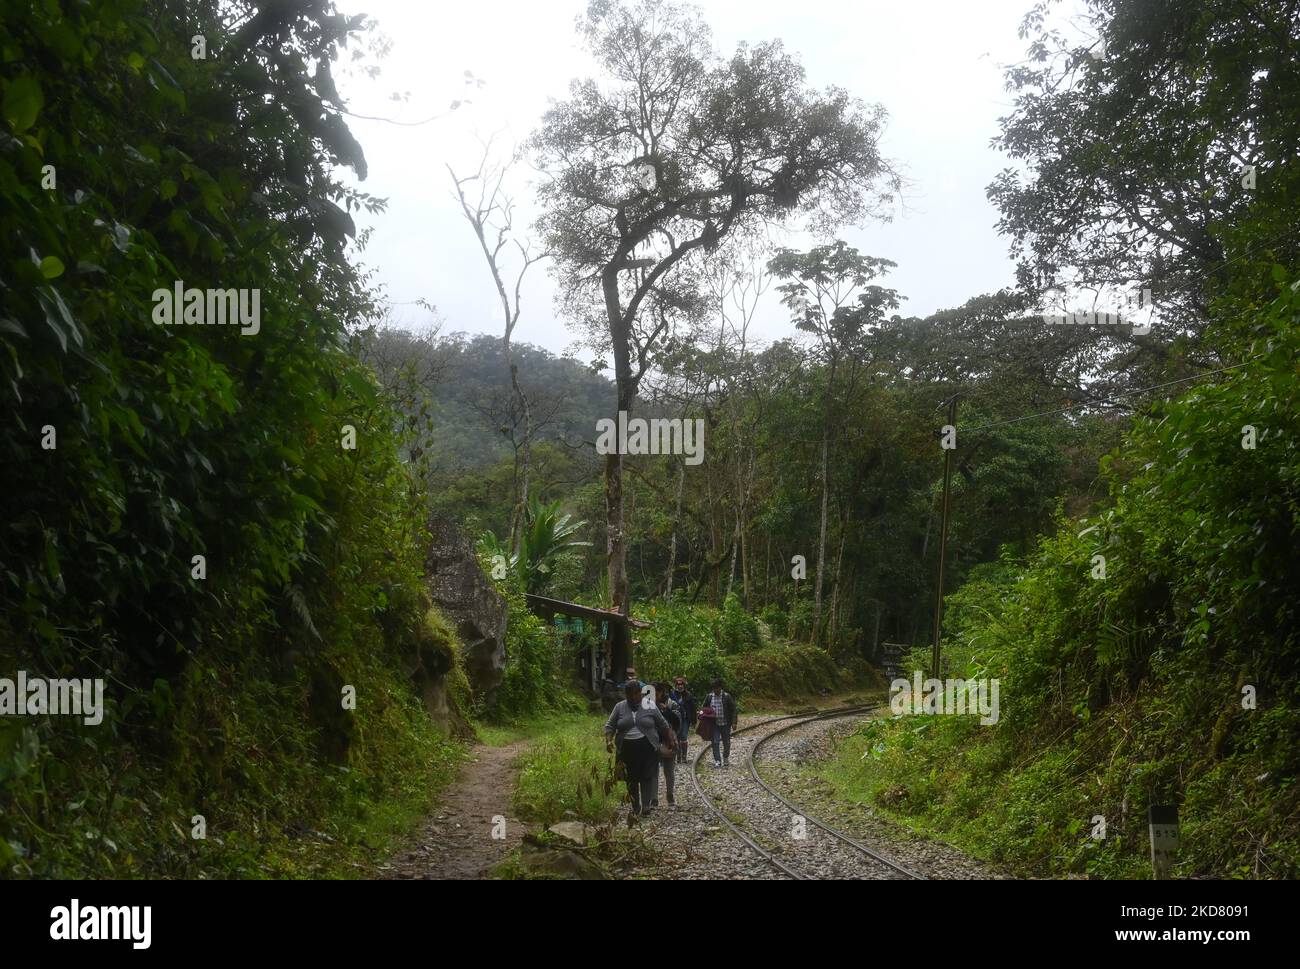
[{"left": 365, "top": 330, "right": 611, "bottom": 471}]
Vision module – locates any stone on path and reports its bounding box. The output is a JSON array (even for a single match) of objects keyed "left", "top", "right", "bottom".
[{"left": 547, "top": 821, "right": 596, "bottom": 846}]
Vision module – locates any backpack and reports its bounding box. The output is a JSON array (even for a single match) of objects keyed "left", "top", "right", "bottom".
[{"left": 696, "top": 705, "right": 716, "bottom": 741}]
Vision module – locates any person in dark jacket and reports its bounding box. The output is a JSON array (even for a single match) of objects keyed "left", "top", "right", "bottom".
[
  {"left": 703, "top": 678, "right": 738, "bottom": 768},
  {"left": 605, "top": 681, "right": 675, "bottom": 817},
  {"left": 668, "top": 677, "right": 697, "bottom": 764},
  {"left": 653, "top": 682, "right": 681, "bottom": 808}
]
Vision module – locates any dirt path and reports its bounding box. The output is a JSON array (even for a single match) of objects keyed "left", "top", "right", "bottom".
[{"left": 381, "top": 741, "right": 528, "bottom": 880}]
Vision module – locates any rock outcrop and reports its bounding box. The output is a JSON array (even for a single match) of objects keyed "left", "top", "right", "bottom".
[
  {"left": 400, "top": 605, "right": 472, "bottom": 739},
  {"left": 425, "top": 512, "right": 508, "bottom": 698}
]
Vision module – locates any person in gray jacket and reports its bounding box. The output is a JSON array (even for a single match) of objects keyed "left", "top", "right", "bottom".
[{"left": 605, "top": 681, "right": 676, "bottom": 817}]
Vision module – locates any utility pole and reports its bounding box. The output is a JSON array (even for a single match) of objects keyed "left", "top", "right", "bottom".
[{"left": 931, "top": 394, "right": 958, "bottom": 680}]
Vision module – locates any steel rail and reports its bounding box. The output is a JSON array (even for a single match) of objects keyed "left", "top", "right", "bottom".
[
  {"left": 686, "top": 703, "right": 900, "bottom": 880},
  {"left": 747, "top": 705, "right": 927, "bottom": 880}
]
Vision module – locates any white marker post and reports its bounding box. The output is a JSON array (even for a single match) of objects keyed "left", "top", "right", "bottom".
[{"left": 1148, "top": 805, "right": 1179, "bottom": 880}]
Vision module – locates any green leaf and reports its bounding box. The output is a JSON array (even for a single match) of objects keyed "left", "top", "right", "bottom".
[
  {"left": 38, "top": 255, "right": 64, "bottom": 279},
  {"left": 44, "top": 534, "right": 61, "bottom": 583},
  {"left": 2, "top": 75, "right": 43, "bottom": 133},
  {"left": 35, "top": 291, "right": 68, "bottom": 351},
  {"left": 36, "top": 287, "right": 82, "bottom": 350},
  {"left": 160, "top": 178, "right": 177, "bottom": 200}
]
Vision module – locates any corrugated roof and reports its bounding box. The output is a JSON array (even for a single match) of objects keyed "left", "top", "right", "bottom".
[{"left": 524, "top": 594, "right": 653, "bottom": 629}]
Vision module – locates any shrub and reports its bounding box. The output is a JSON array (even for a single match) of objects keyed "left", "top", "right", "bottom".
[
  {"left": 716, "top": 592, "right": 763, "bottom": 654},
  {"left": 489, "top": 581, "right": 569, "bottom": 721},
  {"left": 633, "top": 601, "right": 728, "bottom": 693},
  {"left": 509, "top": 715, "right": 621, "bottom": 827}
]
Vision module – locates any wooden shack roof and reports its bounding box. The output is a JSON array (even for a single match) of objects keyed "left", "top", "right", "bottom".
[{"left": 524, "top": 594, "right": 653, "bottom": 629}]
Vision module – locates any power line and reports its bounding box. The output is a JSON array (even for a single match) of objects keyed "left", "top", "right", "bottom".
[
  {"left": 954, "top": 223, "right": 1299, "bottom": 432},
  {"left": 961, "top": 355, "right": 1264, "bottom": 433},
  {"left": 327, "top": 103, "right": 461, "bottom": 128}
]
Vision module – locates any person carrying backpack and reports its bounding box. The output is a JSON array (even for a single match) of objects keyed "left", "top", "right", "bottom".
[
  {"left": 653, "top": 682, "right": 681, "bottom": 809},
  {"left": 605, "top": 680, "right": 675, "bottom": 818},
  {"left": 669, "top": 676, "right": 696, "bottom": 764},
  {"left": 703, "top": 678, "right": 737, "bottom": 768}
]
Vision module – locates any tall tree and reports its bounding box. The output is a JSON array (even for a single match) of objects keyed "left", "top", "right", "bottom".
[
  {"left": 532, "top": 0, "right": 896, "bottom": 614},
  {"left": 989, "top": 0, "right": 1300, "bottom": 357},
  {"left": 769, "top": 242, "right": 898, "bottom": 643},
  {"left": 448, "top": 142, "right": 546, "bottom": 552}
]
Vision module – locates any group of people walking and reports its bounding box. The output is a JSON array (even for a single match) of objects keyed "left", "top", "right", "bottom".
[{"left": 603, "top": 668, "right": 739, "bottom": 817}]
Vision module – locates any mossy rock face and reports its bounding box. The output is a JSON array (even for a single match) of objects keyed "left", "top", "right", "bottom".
[
  {"left": 416, "top": 607, "right": 458, "bottom": 678},
  {"left": 404, "top": 605, "right": 473, "bottom": 738},
  {"left": 426, "top": 513, "right": 508, "bottom": 697}
]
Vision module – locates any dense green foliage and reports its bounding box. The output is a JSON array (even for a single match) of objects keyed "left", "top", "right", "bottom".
[
  {"left": 0, "top": 0, "right": 464, "bottom": 876},
  {"left": 821, "top": 285, "right": 1300, "bottom": 877},
  {"left": 3, "top": 0, "right": 1295, "bottom": 883},
  {"left": 631, "top": 598, "right": 875, "bottom": 703},
  {"left": 394, "top": 304, "right": 1104, "bottom": 665},
  {"left": 991, "top": 0, "right": 1300, "bottom": 338},
  {"left": 812, "top": 0, "right": 1300, "bottom": 881},
  {"left": 362, "top": 329, "right": 611, "bottom": 495},
  {"left": 490, "top": 582, "right": 573, "bottom": 722},
  {"left": 478, "top": 496, "right": 593, "bottom": 596},
  {"left": 426, "top": 334, "right": 611, "bottom": 472}
]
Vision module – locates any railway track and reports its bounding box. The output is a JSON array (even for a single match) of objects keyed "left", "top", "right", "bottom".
[{"left": 686, "top": 702, "right": 927, "bottom": 880}]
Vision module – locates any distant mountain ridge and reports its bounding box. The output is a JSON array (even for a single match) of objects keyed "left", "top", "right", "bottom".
[{"left": 429, "top": 333, "right": 614, "bottom": 470}]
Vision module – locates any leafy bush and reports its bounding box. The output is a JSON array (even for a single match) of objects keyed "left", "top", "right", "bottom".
[
  {"left": 632, "top": 599, "right": 873, "bottom": 702},
  {"left": 732, "top": 641, "right": 878, "bottom": 702},
  {"left": 633, "top": 601, "right": 728, "bottom": 692},
  {"left": 477, "top": 496, "right": 592, "bottom": 595},
  {"left": 758, "top": 603, "right": 789, "bottom": 635},
  {"left": 717, "top": 592, "right": 763, "bottom": 654},
  {"left": 487, "top": 579, "right": 571, "bottom": 721},
  {"left": 785, "top": 598, "right": 815, "bottom": 642}
]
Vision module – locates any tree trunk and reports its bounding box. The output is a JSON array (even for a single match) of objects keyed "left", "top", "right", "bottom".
[
  {"left": 828, "top": 509, "right": 848, "bottom": 647},
  {"left": 728, "top": 452, "right": 738, "bottom": 598},
  {"left": 910, "top": 504, "right": 936, "bottom": 646},
  {"left": 761, "top": 530, "right": 769, "bottom": 604},
  {"left": 665, "top": 458, "right": 685, "bottom": 596},
  {"left": 812, "top": 427, "right": 830, "bottom": 644},
  {"left": 706, "top": 472, "right": 720, "bottom": 606},
  {"left": 725, "top": 510, "right": 739, "bottom": 601},
  {"left": 508, "top": 356, "right": 531, "bottom": 556},
  {"left": 605, "top": 447, "right": 627, "bottom": 612},
  {"left": 740, "top": 510, "right": 750, "bottom": 607},
  {"left": 733, "top": 450, "right": 752, "bottom": 607},
  {"left": 604, "top": 272, "right": 633, "bottom": 614}
]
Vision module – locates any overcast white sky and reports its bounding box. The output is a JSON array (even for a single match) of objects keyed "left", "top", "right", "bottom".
[{"left": 332, "top": 0, "right": 1045, "bottom": 357}]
